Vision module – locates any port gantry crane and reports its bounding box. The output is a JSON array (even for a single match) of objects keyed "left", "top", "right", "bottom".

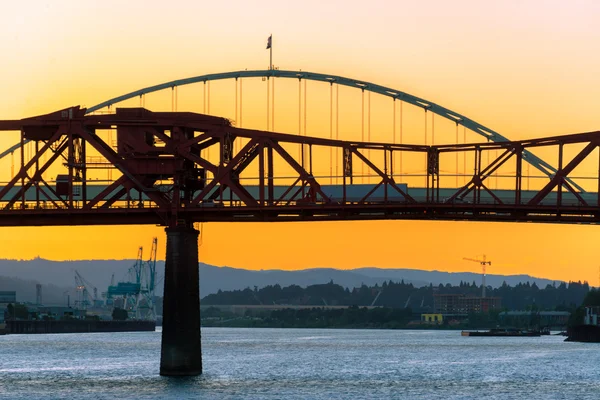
[
  {"left": 74, "top": 270, "right": 99, "bottom": 311},
  {"left": 139, "top": 237, "right": 158, "bottom": 321},
  {"left": 106, "top": 238, "right": 158, "bottom": 320},
  {"left": 463, "top": 255, "right": 492, "bottom": 298}
]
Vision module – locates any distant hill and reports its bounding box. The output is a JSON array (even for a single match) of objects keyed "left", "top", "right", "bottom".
[
  {"left": 0, "top": 258, "right": 143, "bottom": 303},
  {"left": 0, "top": 275, "right": 71, "bottom": 305},
  {"left": 0, "top": 258, "right": 563, "bottom": 301},
  {"left": 351, "top": 268, "right": 561, "bottom": 289}
]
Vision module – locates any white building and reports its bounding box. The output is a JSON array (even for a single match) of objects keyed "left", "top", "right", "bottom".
[{"left": 584, "top": 306, "right": 600, "bottom": 326}]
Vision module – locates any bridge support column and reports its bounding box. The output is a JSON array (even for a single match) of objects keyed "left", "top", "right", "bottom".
[{"left": 160, "top": 226, "right": 202, "bottom": 376}]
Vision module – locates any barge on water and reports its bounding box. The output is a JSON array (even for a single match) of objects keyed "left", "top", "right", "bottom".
[
  {"left": 462, "top": 328, "right": 542, "bottom": 337},
  {"left": 565, "top": 307, "right": 600, "bottom": 342}
]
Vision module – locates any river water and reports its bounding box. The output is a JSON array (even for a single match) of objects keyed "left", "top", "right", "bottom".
[{"left": 0, "top": 328, "right": 598, "bottom": 399}]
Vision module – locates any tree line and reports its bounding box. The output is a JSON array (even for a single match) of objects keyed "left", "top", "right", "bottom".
[
  {"left": 202, "top": 305, "right": 415, "bottom": 329},
  {"left": 202, "top": 279, "right": 591, "bottom": 312}
]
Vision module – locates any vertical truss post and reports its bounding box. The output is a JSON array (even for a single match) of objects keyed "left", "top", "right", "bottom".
[
  {"left": 35, "top": 141, "right": 39, "bottom": 208},
  {"left": 343, "top": 147, "right": 353, "bottom": 184},
  {"left": 81, "top": 139, "right": 87, "bottom": 208},
  {"left": 309, "top": 144, "right": 313, "bottom": 176},
  {"left": 424, "top": 109, "right": 428, "bottom": 178},
  {"left": 515, "top": 145, "right": 522, "bottom": 205},
  {"left": 389, "top": 149, "right": 394, "bottom": 202},
  {"left": 557, "top": 143, "right": 563, "bottom": 208},
  {"left": 172, "top": 178, "right": 181, "bottom": 227},
  {"left": 68, "top": 132, "right": 74, "bottom": 208},
  {"left": 384, "top": 148, "right": 388, "bottom": 202},
  {"left": 598, "top": 145, "right": 600, "bottom": 207},
  {"left": 336, "top": 84, "right": 339, "bottom": 184},
  {"left": 298, "top": 77, "right": 302, "bottom": 137},
  {"left": 298, "top": 78, "right": 302, "bottom": 162},
  {"left": 234, "top": 78, "right": 238, "bottom": 147},
  {"left": 477, "top": 147, "right": 483, "bottom": 204},
  {"left": 267, "top": 146, "right": 274, "bottom": 205},
  {"left": 218, "top": 137, "right": 224, "bottom": 204},
  {"left": 367, "top": 91, "right": 371, "bottom": 183},
  {"left": 259, "top": 141, "right": 265, "bottom": 206},
  {"left": 427, "top": 148, "right": 440, "bottom": 203},
  {"left": 392, "top": 101, "right": 397, "bottom": 178},
  {"left": 222, "top": 133, "right": 233, "bottom": 164},
  {"left": 361, "top": 89, "right": 365, "bottom": 182},
  {"left": 309, "top": 143, "right": 314, "bottom": 200},
  {"left": 436, "top": 152, "right": 440, "bottom": 202},
  {"left": 20, "top": 132, "right": 25, "bottom": 209},
  {"left": 473, "top": 147, "right": 479, "bottom": 204},
  {"left": 342, "top": 163, "right": 346, "bottom": 204},
  {"left": 300, "top": 143, "right": 305, "bottom": 198},
  {"left": 389, "top": 149, "right": 394, "bottom": 181},
  {"left": 343, "top": 146, "right": 352, "bottom": 203},
  {"left": 329, "top": 82, "right": 333, "bottom": 184}
]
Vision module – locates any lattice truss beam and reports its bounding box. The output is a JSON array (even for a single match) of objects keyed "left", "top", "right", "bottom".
[{"left": 0, "top": 106, "right": 598, "bottom": 226}]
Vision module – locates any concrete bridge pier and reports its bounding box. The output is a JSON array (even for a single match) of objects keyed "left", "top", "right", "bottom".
[{"left": 160, "top": 225, "right": 202, "bottom": 376}]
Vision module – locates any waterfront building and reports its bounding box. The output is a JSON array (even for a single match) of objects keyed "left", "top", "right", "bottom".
[{"left": 433, "top": 293, "right": 501, "bottom": 314}]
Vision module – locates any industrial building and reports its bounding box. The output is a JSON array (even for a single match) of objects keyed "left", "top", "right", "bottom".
[
  {"left": 498, "top": 311, "right": 571, "bottom": 328},
  {"left": 433, "top": 293, "right": 502, "bottom": 314},
  {"left": 0, "top": 291, "right": 16, "bottom": 326}
]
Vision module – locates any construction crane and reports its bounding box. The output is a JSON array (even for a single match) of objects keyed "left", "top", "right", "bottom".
[{"left": 463, "top": 255, "right": 492, "bottom": 298}]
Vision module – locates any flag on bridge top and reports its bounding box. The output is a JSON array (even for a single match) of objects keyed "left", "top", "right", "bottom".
[{"left": 266, "top": 35, "right": 272, "bottom": 49}]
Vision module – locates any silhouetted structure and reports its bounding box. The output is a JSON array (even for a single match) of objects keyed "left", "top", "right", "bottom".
[{"left": 434, "top": 294, "right": 501, "bottom": 314}]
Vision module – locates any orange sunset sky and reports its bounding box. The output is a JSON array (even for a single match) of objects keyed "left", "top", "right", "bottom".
[{"left": 0, "top": 1, "right": 599, "bottom": 284}]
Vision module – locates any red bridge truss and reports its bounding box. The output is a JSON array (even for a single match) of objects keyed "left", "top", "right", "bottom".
[{"left": 0, "top": 106, "right": 599, "bottom": 228}]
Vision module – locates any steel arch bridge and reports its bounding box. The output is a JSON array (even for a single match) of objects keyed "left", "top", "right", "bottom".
[
  {"left": 1, "top": 68, "right": 600, "bottom": 377},
  {"left": 0, "top": 67, "right": 598, "bottom": 228},
  {"left": 0, "top": 69, "right": 585, "bottom": 192}
]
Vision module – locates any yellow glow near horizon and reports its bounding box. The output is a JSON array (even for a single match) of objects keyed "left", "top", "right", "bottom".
[{"left": 0, "top": 1, "right": 599, "bottom": 284}]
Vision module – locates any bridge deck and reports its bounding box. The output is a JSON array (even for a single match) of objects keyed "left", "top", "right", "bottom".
[{"left": 0, "top": 184, "right": 596, "bottom": 226}]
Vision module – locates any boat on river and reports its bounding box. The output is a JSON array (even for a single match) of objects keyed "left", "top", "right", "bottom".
[
  {"left": 565, "top": 307, "right": 600, "bottom": 342},
  {"left": 461, "top": 328, "right": 541, "bottom": 337}
]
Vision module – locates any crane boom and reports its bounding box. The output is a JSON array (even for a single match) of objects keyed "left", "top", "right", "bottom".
[
  {"left": 463, "top": 255, "right": 492, "bottom": 298},
  {"left": 463, "top": 256, "right": 492, "bottom": 265},
  {"left": 148, "top": 237, "right": 157, "bottom": 293},
  {"left": 74, "top": 270, "right": 96, "bottom": 310}
]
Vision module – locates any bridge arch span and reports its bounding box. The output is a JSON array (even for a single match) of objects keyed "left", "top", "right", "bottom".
[
  {"left": 0, "top": 69, "right": 582, "bottom": 191},
  {"left": 88, "top": 70, "right": 497, "bottom": 141},
  {"left": 85, "top": 69, "right": 574, "bottom": 190}
]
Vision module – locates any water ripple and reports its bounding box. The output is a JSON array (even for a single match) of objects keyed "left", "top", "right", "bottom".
[{"left": 0, "top": 328, "right": 599, "bottom": 399}]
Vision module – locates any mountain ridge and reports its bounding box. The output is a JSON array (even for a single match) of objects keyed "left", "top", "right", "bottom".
[{"left": 0, "top": 258, "right": 566, "bottom": 303}]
